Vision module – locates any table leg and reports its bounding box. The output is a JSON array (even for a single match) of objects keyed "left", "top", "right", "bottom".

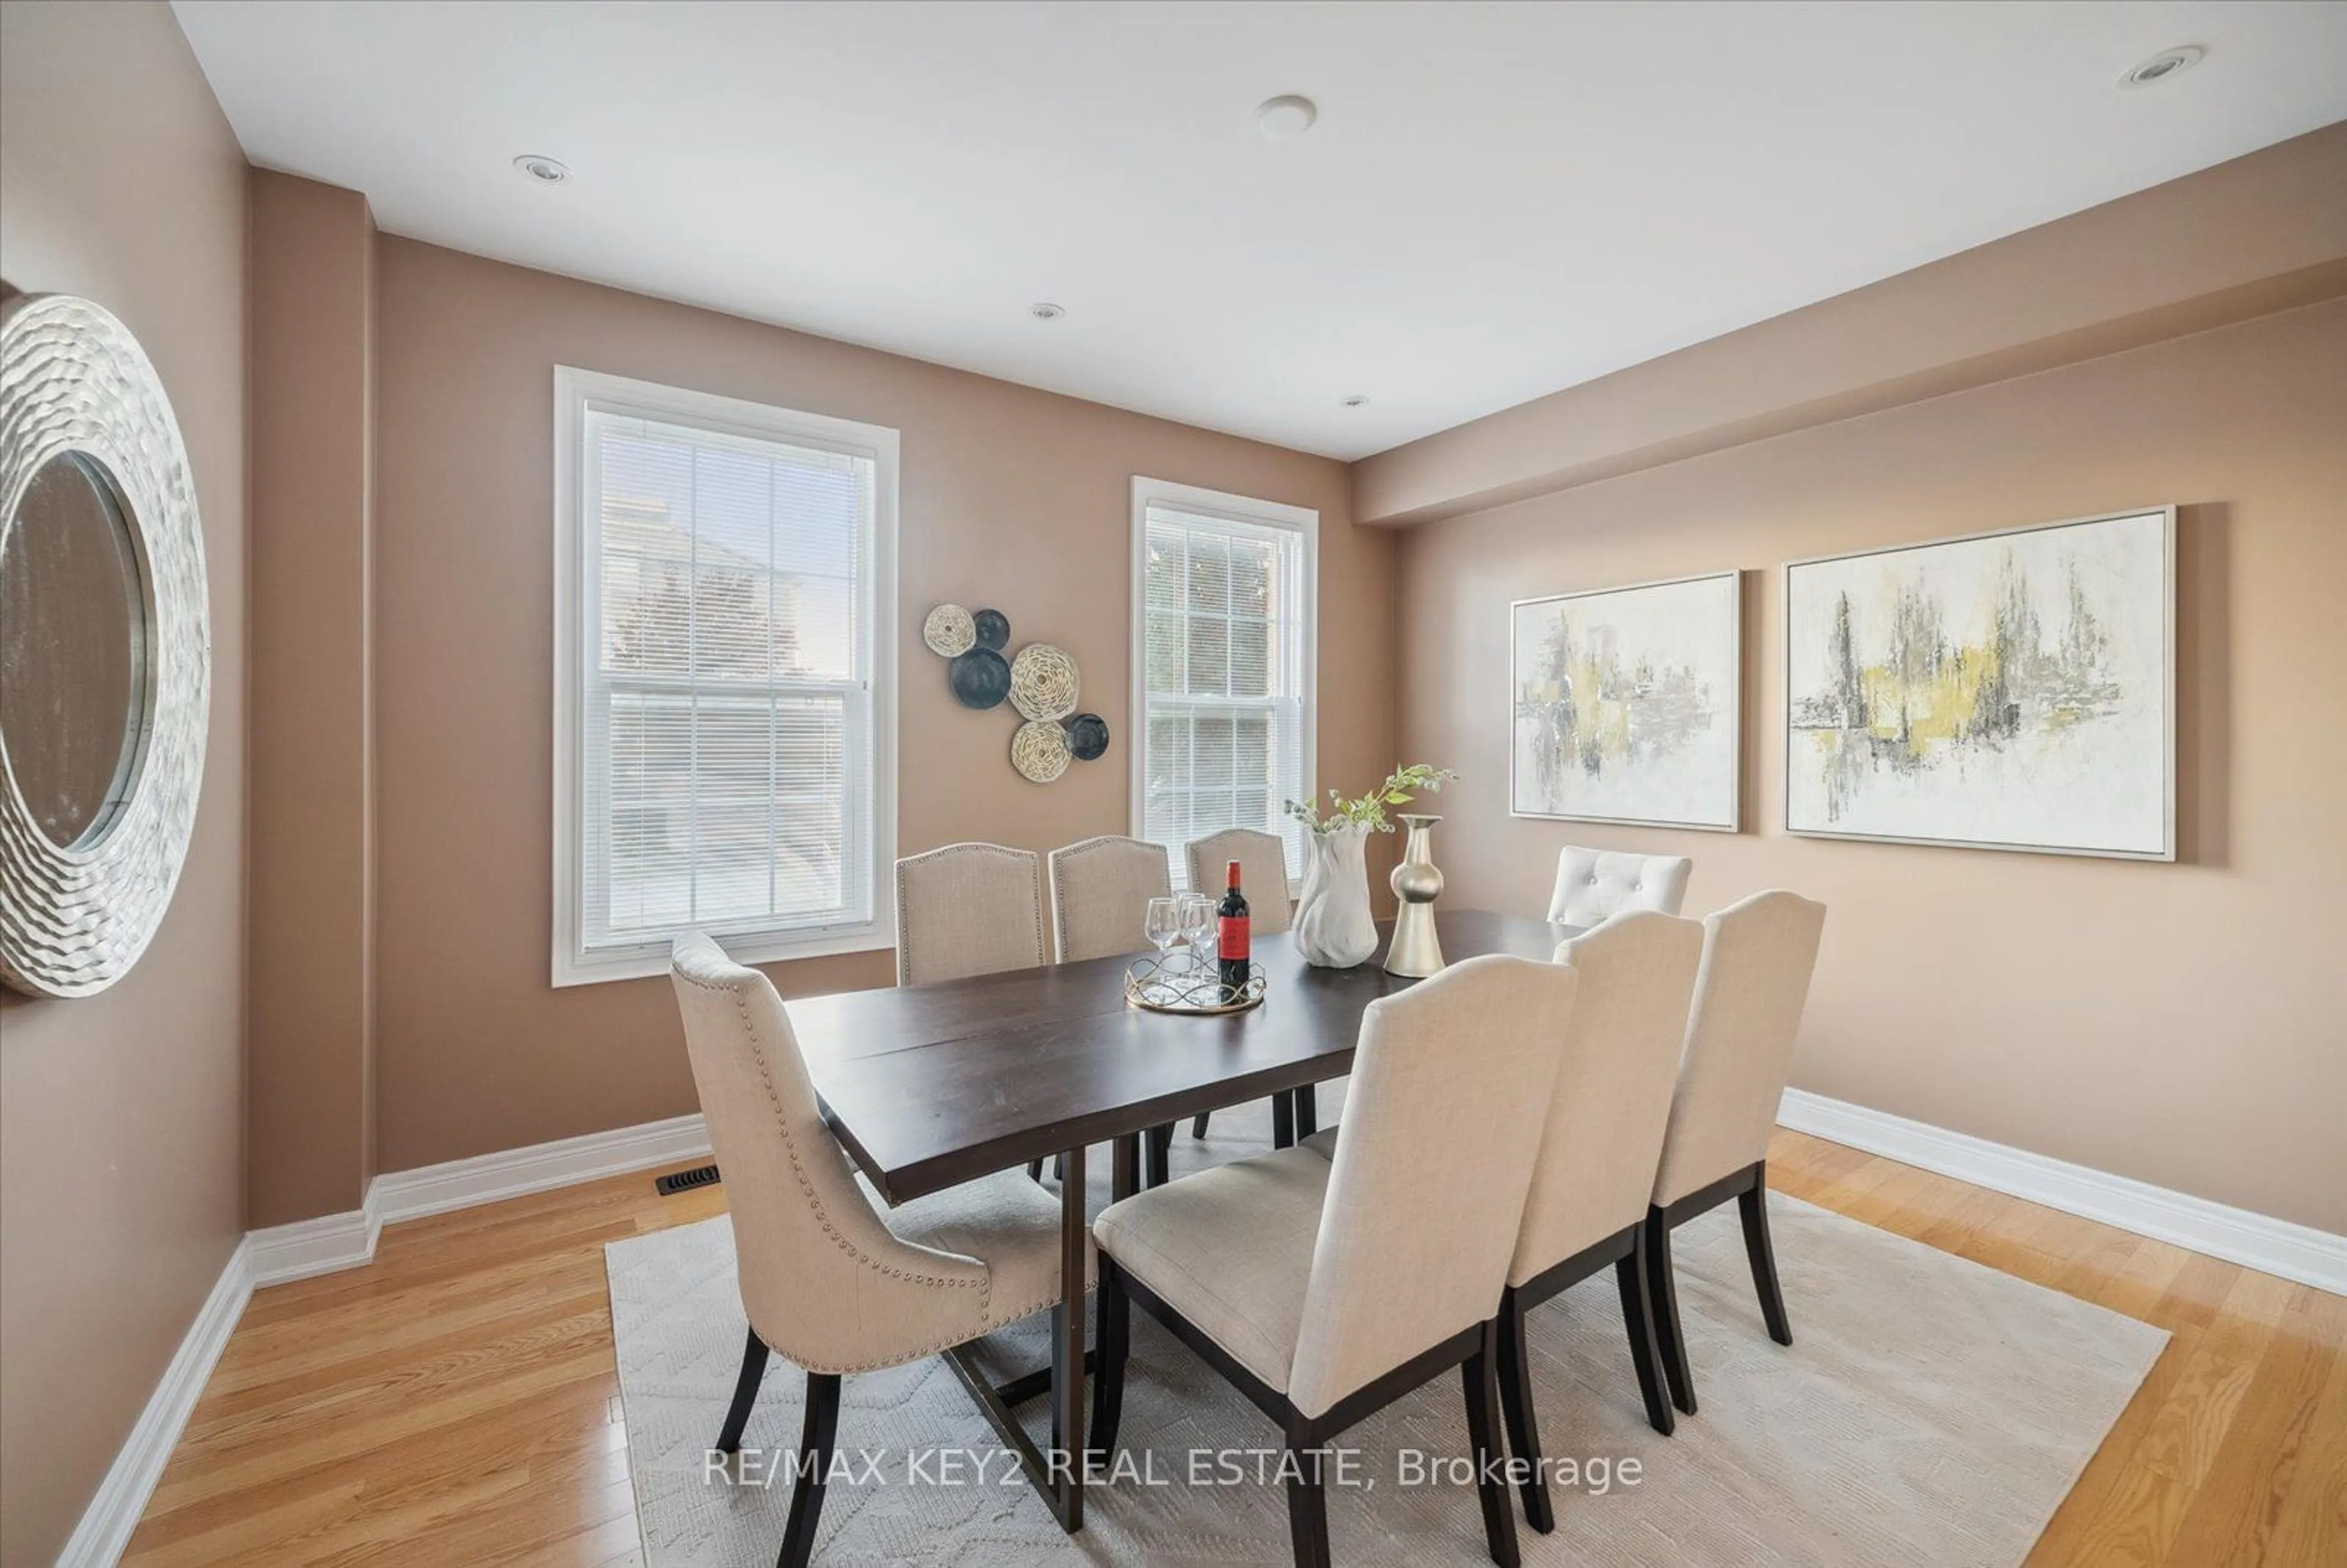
[
  {"left": 1295, "top": 1084, "right": 1318, "bottom": 1139},
  {"left": 1273, "top": 1090, "right": 1296, "bottom": 1148},
  {"left": 1052, "top": 1141, "right": 1087, "bottom": 1531},
  {"left": 1113, "top": 1132, "right": 1139, "bottom": 1203}
]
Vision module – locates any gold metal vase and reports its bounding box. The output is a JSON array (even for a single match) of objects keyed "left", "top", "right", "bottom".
[{"left": 1383, "top": 813, "right": 1445, "bottom": 978}]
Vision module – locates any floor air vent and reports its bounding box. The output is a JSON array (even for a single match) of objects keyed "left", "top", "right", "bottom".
[{"left": 656, "top": 1163, "right": 721, "bottom": 1196}]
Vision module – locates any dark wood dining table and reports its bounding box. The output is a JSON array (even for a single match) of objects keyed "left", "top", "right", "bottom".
[{"left": 786, "top": 906, "right": 1581, "bottom": 1533}]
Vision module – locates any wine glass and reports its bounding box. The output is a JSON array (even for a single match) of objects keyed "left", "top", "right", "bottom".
[
  {"left": 1178, "top": 892, "right": 1215, "bottom": 975},
  {"left": 1144, "top": 896, "right": 1183, "bottom": 974}
]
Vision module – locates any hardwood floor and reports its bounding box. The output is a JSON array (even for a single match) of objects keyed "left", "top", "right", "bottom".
[{"left": 122, "top": 1129, "right": 2345, "bottom": 1566}]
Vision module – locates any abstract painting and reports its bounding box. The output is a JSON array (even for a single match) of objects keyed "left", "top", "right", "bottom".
[
  {"left": 1511, "top": 571, "right": 1741, "bottom": 830},
  {"left": 1784, "top": 507, "right": 2173, "bottom": 859}
]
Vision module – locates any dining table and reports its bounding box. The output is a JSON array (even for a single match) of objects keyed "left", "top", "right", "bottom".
[{"left": 785, "top": 906, "right": 1583, "bottom": 1533}]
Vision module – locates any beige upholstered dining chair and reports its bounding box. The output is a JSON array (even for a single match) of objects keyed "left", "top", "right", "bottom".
[
  {"left": 1185, "top": 827, "right": 1294, "bottom": 932},
  {"left": 1546, "top": 844, "right": 1693, "bottom": 926},
  {"left": 894, "top": 841, "right": 1046, "bottom": 986},
  {"left": 1488, "top": 910, "right": 1703, "bottom": 1530},
  {"left": 1050, "top": 835, "right": 1181, "bottom": 1184},
  {"left": 1644, "top": 890, "right": 1827, "bottom": 1417},
  {"left": 1088, "top": 954, "right": 1579, "bottom": 1568},
  {"left": 1048, "top": 835, "right": 1171, "bottom": 963},
  {"left": 1182, "top": 828, "right": 1296, "bottom": 1143},
  {"left": 670, "top": 932, "right": 1091, "bottom": 1568}
]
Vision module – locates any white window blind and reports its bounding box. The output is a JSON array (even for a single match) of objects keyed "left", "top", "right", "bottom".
[
  {"left": 555, "top": 370, "right": 895, "bottom": 984},
  {"left": 1131, "top": 483, "right": 1315, "bottom": 892}
]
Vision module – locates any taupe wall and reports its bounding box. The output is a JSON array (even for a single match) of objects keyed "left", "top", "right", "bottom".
[
  {"left": 1354, "top": 125, "right": 2347, "bottom": 527},
  {"left": 0, "top": 4, "right": 250, "bottom": 1563},
  {"left": 370, "top": 237, "right": 1395, "bottom": 1171},
  {"left": 248, "top": 170, "right": 378, "bottom": 1228},
  {"left": 1397, "top": 298, "right": 2347, "bottom": 1234}
]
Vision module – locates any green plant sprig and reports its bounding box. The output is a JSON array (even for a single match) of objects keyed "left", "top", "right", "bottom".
[{"left": 1284, "top": 764, "right": 1458, "bottom": 836}]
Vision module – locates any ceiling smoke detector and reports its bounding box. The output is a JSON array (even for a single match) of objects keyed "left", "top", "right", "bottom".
[
  {"left": 1029, "top": 302, "right": 1065, "bottom": 321},
  {"left": 513, "top": 154, "right": 570, "bottom": 185},
  {"left": 1340, "top": 395, "right": 1369, "bottom": 409},
  {"left": 1256, "top": 95, "right": 1318, "bottom": 141},
  {"left": 2120, "top": 45, "right": 2205, "bottom": 89}
]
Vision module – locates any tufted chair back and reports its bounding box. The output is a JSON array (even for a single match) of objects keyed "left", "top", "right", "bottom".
[{"left": 1546, "top": 845, "right": 1693, "bottom": 928}]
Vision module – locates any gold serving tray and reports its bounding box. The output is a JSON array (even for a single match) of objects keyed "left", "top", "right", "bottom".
[{"left": 1123, "top": 955, "right": 1267, "bottom": 1016}]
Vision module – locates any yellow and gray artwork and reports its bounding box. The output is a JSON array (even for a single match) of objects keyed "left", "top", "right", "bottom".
[
  {"left": 1785, "top": 508, "right": 2172, "bottom": 859},
  {"left": 1510, "top": 571, "right": 1741, "bottom": 831}
]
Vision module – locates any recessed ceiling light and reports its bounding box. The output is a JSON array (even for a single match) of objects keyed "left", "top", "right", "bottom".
[
  {"left": 513, "top": 154, "right": 570, "bottom": 185},
  {"left": 1257, "top": 95, "right": 1318, "bottom": 141},
  {"left": 2120, "top": 45, "right": 2205, "bottom": 89},
  {"left": 1029, "top": 302, "right": 1065, "bottom": 321},
  {"left": 1340, "top": 395, "right": 1369, "bottom": 409}
]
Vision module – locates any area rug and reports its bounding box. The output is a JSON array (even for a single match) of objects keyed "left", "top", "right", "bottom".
[{"left": 606, "top": 1098, "right": 2167, "bottom": 1567}]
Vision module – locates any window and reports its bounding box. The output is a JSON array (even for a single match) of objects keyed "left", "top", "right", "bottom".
[
  {"left": 553, "top": 368, "right": 896, "bottom": 985},
  {"left": 1130, "top": 478, "right": 1316, "bottom": 893}
]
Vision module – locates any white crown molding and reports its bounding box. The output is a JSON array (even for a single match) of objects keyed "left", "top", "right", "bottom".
[
  {"left": 1779, "top": 1088, "right": 2347, "bottom": 1297},
  {"left": 368, "top": 1112, "right": 710, "bottom": 1226},
  {"left": 55, "top": 1237, "right": 252, "bottom": 1568}
]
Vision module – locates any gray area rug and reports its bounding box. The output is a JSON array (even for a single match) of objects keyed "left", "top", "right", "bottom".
[{"left": 606, "top": 1097, "right": 2167, "bottom": 1567}]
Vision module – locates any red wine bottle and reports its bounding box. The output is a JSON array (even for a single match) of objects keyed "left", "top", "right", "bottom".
[{"left": 1217, "top": 860, "right": 1251, "bottom": 995}]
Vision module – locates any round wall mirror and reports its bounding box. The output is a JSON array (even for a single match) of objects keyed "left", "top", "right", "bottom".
[
  {"left": 0, "top": 292, "right": 210, "bottom": 998},
  {"left": 1, "top": 450, "right": 153, "bottom": 849}
]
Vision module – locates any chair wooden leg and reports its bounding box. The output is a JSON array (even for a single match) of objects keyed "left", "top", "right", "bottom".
[
  {"left": 1616, "top": 1226, "right": 1675, "bottom": 1436},
  {"left": 1644, "top": 1207, "right": 1697, "bottom": 1416},
  {"left": 1272, "top": 1091, "right": 1296, "bottom": 1149},
  {"left": 716, "top": 1327, "right": 770, "bottom": 1455},
  {"left": 1464, "top": 1318, "right": 1521, "bottom": 1568},
  {"left": 1028, "top": 1159, "right": 1045, "bottom": 1182},
  {"left": 1052, "top": 1151, "right": 1068, "bottom": 1183},
  {"left": 1294, "top": 1083, "right": 1318, "bottom": 1138},
  {"left": 1738, "top": 1174, "right": 1793, "bottom": 1347},
  {"left": 1190, "top": 1112, "right": 1211, "bottom": 1139},
  {"left": 1145, "top": 1123, "right": 1172, "bottom": 1188},
  {"left": 777, "top": 1370, "right": 841, "bottom": 1568},
  {"left": 1282, "top": 1423, "right": 1332, "bottom": 1568},
  {"left": 1087, "top": 1258, "right": 1129, "bottom": 1465},
  {"left": 1493, "top": 1291, "right": 1553, "bottom": 1531}
]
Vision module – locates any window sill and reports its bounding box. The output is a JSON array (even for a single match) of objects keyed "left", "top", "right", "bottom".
[{"left": 552, "top": 924, "right": 895, "bottom": 988}]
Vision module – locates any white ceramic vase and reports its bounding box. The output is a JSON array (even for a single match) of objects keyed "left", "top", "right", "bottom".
[{"left": 1294, "top": 823, "right": 1379, "bottom": 968}]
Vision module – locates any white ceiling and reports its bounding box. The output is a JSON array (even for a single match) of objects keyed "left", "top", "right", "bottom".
[{"left": 173, "top": 1, "right": 2347, "bottom": 461}]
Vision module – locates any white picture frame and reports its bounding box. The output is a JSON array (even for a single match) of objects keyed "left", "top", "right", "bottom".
[
  {"left": 1782, "top": 506, "right": 2176, "bottom": 860},
  {"left": 1509, "top": 570, "right": 1743, "bottom": 832}
]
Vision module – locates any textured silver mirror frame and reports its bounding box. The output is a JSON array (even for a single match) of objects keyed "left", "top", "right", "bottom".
[{"left": 0, "top": 293, "right": 210, "bottom": 997}]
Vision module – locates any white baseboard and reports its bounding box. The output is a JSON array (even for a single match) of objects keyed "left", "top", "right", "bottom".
[
  {"left": 368, "top": 1112, "right": 710, "bottom": 1225},
  {"left": 55, "top": 1112, "right": 713, "bottom": 1565},
  {"left": 1778, "top": 1088, "right": 2347, "bottom": 1297},
  {"left": 247, "top": 1204, "right": 383, "bottom": 1288},
  {"left": 55, "top": 1237, "right": 254, "bottom": 1568}
]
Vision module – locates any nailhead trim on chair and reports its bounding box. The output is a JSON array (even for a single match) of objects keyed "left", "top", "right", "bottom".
[
  {"left": 678, "top": 968, "right": 992, "bottom": 1373},
  {"left": 892, "top": 842, "right": 1046, "bottom": 986},
  {"left": 1047, "top": 835, "right": 1168, "bottom": 962}
]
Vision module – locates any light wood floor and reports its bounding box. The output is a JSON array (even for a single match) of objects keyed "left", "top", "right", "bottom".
[{"left": 123, "top": 1129, "right": 2345, "bottom": 1567}]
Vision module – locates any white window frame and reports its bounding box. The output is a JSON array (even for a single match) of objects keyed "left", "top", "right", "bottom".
[
  {"left": 551, "top": 366, "right": 898, "bottom": 986},
  {"left": 1128, "top": 476, "right": 1317, "bottom": 897}
]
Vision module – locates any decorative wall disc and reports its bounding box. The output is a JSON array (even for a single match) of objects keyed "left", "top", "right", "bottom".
[
  {"left": 922, "top": 603, "right": 975, "bottom": 657},
  {"left": 1009, "top": 642, "right": 1080, "bottom": 721},
  {"left": 972, "top": 607, "right": 1010, "bottom": 651},
  {"left": 1065, "top": 713, "right": 1111, "bottom": 761},
  {"left": 947, "top": 647, "right": 1011, "bottom": 709},
  {"left": 1010, "top": 719, "right": 1071, "bottom": 783},
  {"left": 0, "top": 293, "right": 211, "bottom": 997}
]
